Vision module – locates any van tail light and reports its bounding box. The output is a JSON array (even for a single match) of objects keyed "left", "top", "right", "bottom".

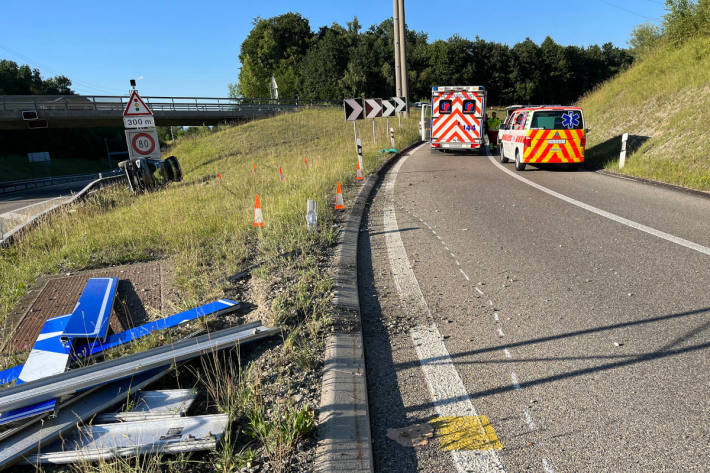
[
  {"left": 581, "top": 135, "right": 586, "bottom": 148},
  {"left": 524, "top": 136, "right": 531, "bottom": 148},
  {"left": 432, "top": 142, "right": 440, "bottom": 148},
  {"left": 470, "top": 144, "right": 476, "bottom": 149}
]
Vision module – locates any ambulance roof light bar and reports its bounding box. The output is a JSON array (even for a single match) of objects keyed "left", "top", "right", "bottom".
[{"left": 432, "top": 86, "right": 486, "bottom": 92}]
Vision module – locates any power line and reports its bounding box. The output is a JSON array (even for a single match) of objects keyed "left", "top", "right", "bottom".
[{"left": 597, "top": 0, "right": 662, "bottom": 21}]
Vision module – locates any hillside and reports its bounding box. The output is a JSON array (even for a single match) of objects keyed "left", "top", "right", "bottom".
[{"left": 580, "top": 36, "right": 710, "bottom": 191}]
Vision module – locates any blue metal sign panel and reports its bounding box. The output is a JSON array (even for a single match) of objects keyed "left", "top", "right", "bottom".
[{"left": 62, "top": 278, "right": 118, "bottom": 339}]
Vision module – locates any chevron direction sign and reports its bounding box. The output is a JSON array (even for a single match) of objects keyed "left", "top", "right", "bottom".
[
  {"left": 391, "top": 96, "right": 407, "bottom": 113},
  {"left": 381, "top": 99, "right": 395, "bottom": 117},
  {"left": 344, "top": 98, "right": 365, "bottom": 121},
  {"left": 365, "top": 98, "right": 383, "bottom": 119}
]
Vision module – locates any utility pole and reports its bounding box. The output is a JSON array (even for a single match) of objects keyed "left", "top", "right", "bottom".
[
  {"left": 392, "top": 0, "right": 402, "bottom": 99},
  {"left": 397, "top": 0, "right": 409, "bottom": 117}
]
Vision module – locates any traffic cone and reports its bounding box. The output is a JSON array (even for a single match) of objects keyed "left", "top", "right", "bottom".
[
  {"left": 253, "top": 194, "right": 264, "bottom": 227},
  {"left": 252, "top": 163, "right": 256, "bottom": 174},
  {"left": 218, "top": 173, "right": 222, "bottom": 182},
  {"left": 279, "top": 167, "right": 285, "bottom": 182},
  {"left": 335, "top": 182, "right": 345, "bottom": 210},
  {"left": 304, "top": 157, "right": 309, "bottom": 169},
  {"left": 356, "top": 161, "right": 363, "bottom": 180}
]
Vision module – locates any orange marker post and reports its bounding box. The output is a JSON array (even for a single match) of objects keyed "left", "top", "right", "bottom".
[
  {"left": 304, "top": 157, "right": 309, "bottom": 169},
  {"left": 253, "top": 194, "right": 264, "bottom": 227},
  {"left": 356, "top": 161, "right": 363, "bottom": 180},
  {"left": 279, "top": 167, "right": 285, "bottom": 182},
  {"left": 252, "top": 163, "right": 256, "bottom": 174},
  {"left": 335, "top": 182, "right": 345, "bottom": 210}
]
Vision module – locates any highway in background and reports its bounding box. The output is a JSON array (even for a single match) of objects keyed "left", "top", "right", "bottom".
[
  {"left": 0, "top": 180, "right": 95, "bottom": 215},
  {"left": 360, "top": 146, "right": 710, "bottom": 472}
]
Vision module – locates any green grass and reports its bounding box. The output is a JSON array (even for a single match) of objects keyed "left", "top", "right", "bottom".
[
  {"left": 0, "top": 155, "right": 114, "bottom": 182},
  {"left": 579, "top": 36, "right": 710, "bottom": 191},
  {"left": 0, "top": 108, "right": 419, "bottom": 329}
]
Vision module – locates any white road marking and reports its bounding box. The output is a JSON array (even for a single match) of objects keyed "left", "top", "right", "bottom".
[
  {"left": 487, "top": 154, "right": 710, "bottom": 257},
  {"left": 475, "top": 287, "right": 484, "bottom": 295},
  {"left": 432, "top": 230, "right": 437, "bottom": 235},
  {"left": 542, "top": 458, "right": 555, "bottom": 473},
  {"left": 383, "top": 147, "right": 506, "bottom": 472},
  {"left": 497, "top": 327, "right": 505, "bottom": 338},
  {"left": 455, "top": 260, "right": 460, "bottom": 266},
  {"left": 494, "top": 312, "right": 500, "bottom": 322},
  {"left": 489, "top": 300, "right": 494, "bottom": 306},
  {"left": 523, "top": 409, "right": 536, "bottom": 430},
  {"left": 503, "top": 349, "right": 512, "bottom": 359},
  {"left": 510, "top": 372, "right": 520, "bottom": 389},
  {"left": 445, "top": 247, "right": 451, "bottom": 252},
  {"left": 459, "top": 268, "right": 470, "bottom": 281}
]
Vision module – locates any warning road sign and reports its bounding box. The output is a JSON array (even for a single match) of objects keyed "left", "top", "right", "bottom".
[
  {"left": 344, "top": 98, "right": 364, "bottom": 121},
  {"left": 123, "top": 91, "right": 153, "bottom": 117},
  {"left": 125, "top": 129, "right": 161, "bottom": 159},
  {"left": 123, "top": 115, "right": 155, "bottom": 129},
  {"left": 365, "top": 98, "right": 383, "bottom": 119},
  {"left": 391, "top": 97, "right": 407, "bottom": 113},
  {"left": 381, "top": 99, "right": 395, "bottom": 117}
]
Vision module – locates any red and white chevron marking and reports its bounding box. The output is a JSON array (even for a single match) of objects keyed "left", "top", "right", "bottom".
[{"left": 432, "top": 91, "right": 481, "bottom": 143}]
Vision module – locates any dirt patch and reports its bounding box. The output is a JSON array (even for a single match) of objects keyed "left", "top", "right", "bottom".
[{"left": 1, "top": 261, "right": 172, "bottom": 355}]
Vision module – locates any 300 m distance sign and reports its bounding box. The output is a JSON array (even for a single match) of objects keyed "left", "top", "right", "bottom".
[{"left": 125, "top": 129, "right": 161, "bottom": 159}]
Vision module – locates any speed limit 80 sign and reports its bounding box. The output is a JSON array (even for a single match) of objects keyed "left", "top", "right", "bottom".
[{"left": 125, "top": 129, "right": 161, "bottom": 159}]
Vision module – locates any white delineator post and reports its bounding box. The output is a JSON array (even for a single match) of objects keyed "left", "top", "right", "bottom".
[
  {"left": 620, "top": 132, "right": 629, "bottom": 168},
  {"left": 390, "top": 127, "right": 395, "bottom": 148},
  {"left": 306, "top": 199, "right": 317, "bottom": 231},
  {"left": 356, "top": 138, "right": 364, "bottom": 173}
]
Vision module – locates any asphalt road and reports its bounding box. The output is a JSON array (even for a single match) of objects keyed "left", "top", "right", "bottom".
[
  {"left": 360, "top": 145, "right": 710, "bottom": 472},
  {"left": 0, "top": 180, "right": 93, "bottom": 215}
]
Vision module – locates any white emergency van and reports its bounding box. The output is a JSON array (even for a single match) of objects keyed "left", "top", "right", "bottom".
[{"left": 430, "top": 86, "right": 487, "bottom": 151}]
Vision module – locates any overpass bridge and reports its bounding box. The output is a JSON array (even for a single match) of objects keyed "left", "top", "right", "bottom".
[{"left": 0, "top": 95, "right": 321, "bottom": 130}]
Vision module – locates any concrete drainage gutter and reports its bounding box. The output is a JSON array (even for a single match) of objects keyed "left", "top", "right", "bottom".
[{"left": 315, "top": 141, "right": 423, "bottom": 473}]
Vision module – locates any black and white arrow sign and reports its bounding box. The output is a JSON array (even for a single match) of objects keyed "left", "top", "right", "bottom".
[
  {"left": 391, "top": 96, "right": 407, "bottom": 113},
  {"left": 365, "top": 98, "right": 383, "bottom": 118},
  {"left": 344, "top": 98, "right": 364, "bottom": 121},
  {"left": 381, "top": 99, "right": 395, "bottom": 117}
]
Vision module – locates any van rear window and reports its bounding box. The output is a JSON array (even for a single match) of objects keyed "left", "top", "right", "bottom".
[{"left": 530, "top": 111, "right": 583, "bottom": 130}]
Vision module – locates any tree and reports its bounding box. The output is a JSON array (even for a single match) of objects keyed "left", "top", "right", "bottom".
[
  {"left": 628, "top": 23, "right": 663, "bottom": 57},
  {"left": 0, "top": 59, "right": 73, "bottom": 95}
]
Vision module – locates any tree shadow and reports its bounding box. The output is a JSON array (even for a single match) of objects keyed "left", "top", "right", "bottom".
[{"left": 584, "top": 134, "right": 650, "bottom": 170}]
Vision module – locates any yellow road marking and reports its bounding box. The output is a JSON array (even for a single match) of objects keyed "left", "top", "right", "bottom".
[{"left": 429, "top": 415, "right": 503, "bottom": 451}]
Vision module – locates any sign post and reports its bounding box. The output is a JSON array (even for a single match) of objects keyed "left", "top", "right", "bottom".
[
  {"left": 391, "top": 97, "right": 407, "bottom": 129},
  {"left": 123, "top": 87, "right": 159, "bottom": 160},
  {"left": 382, "top": 99, "right": 395, "bottom": 142},
  {"left": 344, "top": 98, "right": 365, "bottom": 144}
]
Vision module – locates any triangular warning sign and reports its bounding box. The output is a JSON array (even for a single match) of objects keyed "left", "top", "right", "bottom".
[{"left": 123, "top": 91, "right": 153, "bottom": 117}]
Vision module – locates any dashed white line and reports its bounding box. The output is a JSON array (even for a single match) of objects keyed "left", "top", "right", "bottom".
[
  {"left": 489, "top": 300, "right": 494, "bottom": 306},
  {"left": 455, "top": 260, "right": 460, "bottom": 266},
  {"left": 497, "top": 327, "right": 505, "bottom": 338},
  {"left": 510, "top": 372, "right": 520, "bottom": 389},
  {"left": 493, "top": 312, "right": 500, "bottom": 322},
  {"left": 503, "top": 348, "right": 512, "bottom": 359},
  {"left": 383, "top": 148, "right": 506, "bottom": 473},
  {"left": 487, "top": 154, "right": 710, "bottom": 257},
  {"left": 475, "top": 287, "right": 484, "bottom": 295},
  {"left": 523, "top": 409, "right": 536, "bottom": 430},
  {"left": 459, "top": 268, "right": 470, "bottom": 281}
]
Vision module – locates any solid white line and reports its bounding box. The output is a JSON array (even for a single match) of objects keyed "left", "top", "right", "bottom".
[
  {"left": 523, "top": 409, "right": 536, "bottom": 430},
  {"left": 510, "top": 372, "right": 520, "bottom": 389},
  {"left": 459, "top": 268, "right": 470, "bottom": 281},
  {"left": 542, "top": 458, "right": 555, "bottom": 473},
  {"left": 475, "top": 287, "right": 484, "bottom": 295},
  {"left": 487, "top": 154, "right": 710, "bottom": 257},
  {"left": 503, "top": 349, "right": 512, "bottom": 359},
  {"left": 383, "top": 147, "right": 506, "bottom": 472},
  {"left": 497, "top": 327, "right": 505, "bottom": 338}
]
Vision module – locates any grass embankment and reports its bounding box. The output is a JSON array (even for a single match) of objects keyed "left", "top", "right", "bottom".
[
  {"left": 0, "top": 107, "right": 419, "bottom": 472},
  {"left": 0, "top": 155, "right": 114, "bottom": 182},
  {"left": 580, "top": 36, "right": 710, "bottom": 191}
]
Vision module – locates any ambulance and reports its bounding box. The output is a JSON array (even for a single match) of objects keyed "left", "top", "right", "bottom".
[
  {"left": 430, "top": 86, "right": 487, "bottom": 152},
  {"left": 498, "top": 106, "right": 586, "bottom": 171}
]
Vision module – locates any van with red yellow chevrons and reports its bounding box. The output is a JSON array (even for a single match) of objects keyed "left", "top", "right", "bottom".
[
  {"left": 430, "top": 85, "right": 487, "bottom": 152},
  {"left": 497, "top": 106, "right": 586, "bottom": 171}
]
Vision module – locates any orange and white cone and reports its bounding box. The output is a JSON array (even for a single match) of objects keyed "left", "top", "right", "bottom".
[
  {"left": 253, "top": 194, "right": 264, "bottom": 227},
  {"left": 356, "top": 161, "right": 363, "bottom": 180},
  {"left": 335, "top": 182, "right": 345, "bottom": 210},
  {"left": 304, "top": 157, "right": 309, "bottom": 169},
  {"left": 279, "top": 167, "right": 285, "bottom": 182}
]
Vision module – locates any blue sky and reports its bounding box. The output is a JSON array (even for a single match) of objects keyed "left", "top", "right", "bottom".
[{"left": 0, "top": 1, "right": 666, "bottom": 97}]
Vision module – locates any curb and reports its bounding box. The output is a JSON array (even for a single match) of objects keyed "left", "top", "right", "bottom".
[
  {"left": 596, "top": 169, "right": 710, "bottom": 200},
  {"left": 0, "top": 174, "right": 126, "bottom": 246},
  {"left": 315, "top": 140, "right": 423, "bottom": 473}
]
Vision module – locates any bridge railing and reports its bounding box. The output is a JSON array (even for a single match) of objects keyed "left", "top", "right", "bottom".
[{"left": 0, "top": 95, "right": 335, "bottom": 113}]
